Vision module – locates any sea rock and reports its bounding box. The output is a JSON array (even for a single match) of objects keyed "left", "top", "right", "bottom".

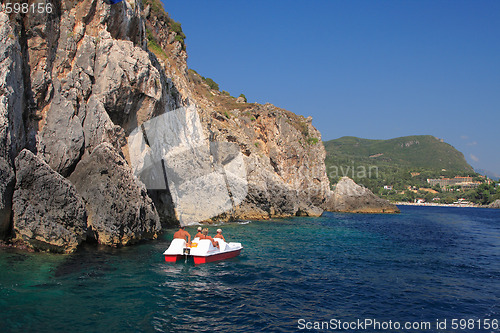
[
  {"left": 69, "top": 143, "right": 161, "bottom": 246},
  {"left": 296, "top": 204, "right": 324, "bottom": 217},
  {"left": 12, "top": 149, "right": 87, "bottom": 253},
  {"left": 323, "top": 177, "right": 400, "bottom": 213},
  {"left": 0, "top": 157, "right": 15, "bottom": 237},
  {"left": 488, "top": 200, "right": 500, "bottom": 209}
]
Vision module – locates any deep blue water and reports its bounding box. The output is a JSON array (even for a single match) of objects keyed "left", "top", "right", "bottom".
[{"left": 0, "top": 206, "right": 499, "bottom": 332}]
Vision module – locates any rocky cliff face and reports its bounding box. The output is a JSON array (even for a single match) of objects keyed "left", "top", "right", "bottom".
[
  {"left": 198, "top": 104, "right": 329, "bottom": 220},
  {"left": 0, "top": 0, "right": 169, "bottom": 250},
  {"left": 143, "top": 1, "right": 330, "bottom": 221},
  {"left": 0, "top": 0, "right": 393, "bottom": 252}
]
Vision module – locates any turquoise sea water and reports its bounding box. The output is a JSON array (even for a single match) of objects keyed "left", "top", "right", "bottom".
[{"left": 0, "top": 206, "right": 499, "bottom": 332}]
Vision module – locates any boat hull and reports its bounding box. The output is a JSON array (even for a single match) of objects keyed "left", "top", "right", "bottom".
[
  {"left": 164, "top": 249, "right": 241, "bottom": 264},
  {"left": 163, "top": 238, "right": 242, "bottom": 264},
  {"left": 164, "top": 254, "right": 184, "bottom": 262},
  {"left": 192, "top": 249, "right": 242, "bottom": 265}
]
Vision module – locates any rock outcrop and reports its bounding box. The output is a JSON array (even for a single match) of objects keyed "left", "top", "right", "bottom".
[
  {"left": 488, "top": 200, "right": 500, "bottom": 209},
  {"left": 69, "top": 143, "right": 161, "bottom": 246},
  {"left": 324, "top": 177, "right": 400, "bottom": 213},
  {"left": 12, "top": 150, "right": 87, "bottom": 253}
]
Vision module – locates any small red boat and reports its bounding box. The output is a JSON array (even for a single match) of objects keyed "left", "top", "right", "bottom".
[{"left": 163, "top": 238, "right": 243, "bottom": 264}]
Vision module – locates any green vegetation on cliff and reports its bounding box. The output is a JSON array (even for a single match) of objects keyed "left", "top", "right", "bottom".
[
  {"left": 146, "top": 28, "right": 167, "bottom": 60},
  {"left": 203, "top": 77, "right": 219, "bottom": 91},
  {"left": 322, "top": 135, "right": 497, "bottom": 204},
  {"left": 325, "top": 135, "right": 473, "bottom": 174},
  {"left": 142, "top": 0, "right": 186, "bottom": 51}
]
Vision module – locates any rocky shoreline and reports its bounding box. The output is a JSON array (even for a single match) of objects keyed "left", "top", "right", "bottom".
[{"left": 393, "top": 202, "right": 486, "bottom": 208}]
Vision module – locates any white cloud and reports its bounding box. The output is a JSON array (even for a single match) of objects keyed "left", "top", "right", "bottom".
[
  {"left": 460, "top": 135, "right": 469, "bottom": 140},
  {"left": 469, "top": 154, "right": 479, "bottom": 162},
  {"left": 467, "top": 141, "right": 477, "bottom": 146}
]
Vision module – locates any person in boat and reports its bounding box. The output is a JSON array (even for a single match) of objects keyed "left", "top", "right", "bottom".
[
  {"left": 173, "top": 226, "right": 191, "bottom": 245},
  {"left": 199, "top": 228, "right": 219, "bottom": 248},
  {"left": 214, "top": 228, "right": 226, "bottom": 242},
  {"left": 194, "top": 227, "right": 203, "bottom": 239}
]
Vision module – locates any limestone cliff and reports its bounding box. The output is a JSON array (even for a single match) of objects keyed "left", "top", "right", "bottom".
[
  {"left": 0, "top": 0, "right": 169, "bottom": 249},
  {"left": 0, "top": 0, "right": 393, "bottom": 252},
  {"left": 143, "top": 1, "right": 330, "bottom": 221}
]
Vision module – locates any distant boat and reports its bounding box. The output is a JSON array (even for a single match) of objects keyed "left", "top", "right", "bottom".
[{"left": 163, "top": 238, "right": 243, "bottom": 265}]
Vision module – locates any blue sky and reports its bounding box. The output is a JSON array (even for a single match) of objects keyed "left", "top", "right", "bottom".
[{"left": 163, "top": 0, "right": 500, "bottom": 175}]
